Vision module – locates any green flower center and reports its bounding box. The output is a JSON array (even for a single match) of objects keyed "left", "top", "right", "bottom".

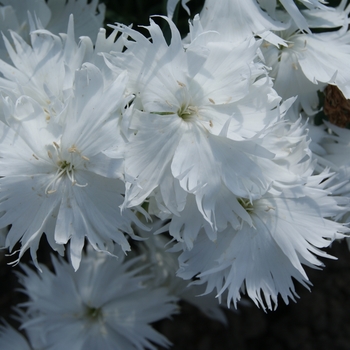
[
  {"left": 57, "top": 159, "right": 74, "bottom": 172},
  {"left": 45, "top": 142, "right": 89, "bottom": 194},
  {"left": 85, "top": 306, "right": 103, "bottom": 320},
  {"left": 177, "top": 104, "right": 198, "bottom": 121},
  {"left": 238, "top": 198, "right": 254, "bottom": 212}
]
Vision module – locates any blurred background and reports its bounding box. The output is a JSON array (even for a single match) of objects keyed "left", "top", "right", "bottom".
[{"left": 2, "top": 238, "right": 349, "bottom": 349}]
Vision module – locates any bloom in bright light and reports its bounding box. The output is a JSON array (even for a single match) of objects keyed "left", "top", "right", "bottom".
[
  {"left": 168, "top": 117, "right": 349, "bottom": 310},
  {"left": 0, "top": 18, "right": 83, "bottom": 120},
  {"left": 262, "top": 25, "right": 350, "bottom": 115},
  {"left": 300, "top": 0, "right": 350, "bottom": 29},
  {"left": 0, "top": 64, "right": 138, "bottom": 270},
  {"left": 168, "top": 0, "right": 334, "bottom": 45},
  {"left": 176, "top": 170, "right": 348, "bottom": 310},
  {"left": 106, "top": 16, "right": 306, "bottom": 248},
  {"left": 18, "top": 247, "right": 178, "bottom": 350},
  {"left": 259, "top": 0, "right": 330, "bottom": 32},
  {"left": 0, "top": 15, "right": 123, "bottom": 122},
  {"left": 198, "top": 0, "right": 288, "bottom": 45}
]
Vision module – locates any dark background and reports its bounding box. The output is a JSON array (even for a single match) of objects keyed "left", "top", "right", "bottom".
[
  {"left": 156, "top": 241, "right": 350, "bottom": 350},
  {"left": 1, "top": 241, "right": 350, "bottom": 350}
]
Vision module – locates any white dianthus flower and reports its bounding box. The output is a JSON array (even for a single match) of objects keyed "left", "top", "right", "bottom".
[
  {"left": 18, "top": 247, "right": 178, "bottom": 350},
  {"left": 300, "top": 0, "right": 350, "bottom": 29},
  {"left": 0, "top": 64, "right": 139, "bottom": 270},
  {"left": 176, "top": 171, "right": 348, "bottom": 311},
  {"left": 198, "top": 0, "right": 288, "bottom": 45},
  {"left": 0, "top": 15, "right": 123, "bottom": 122},
  {"left": 261, "top": 6, "right": 350, "bottom": 115},
  {"left": 259, "top": 0, "right": 330, "bottom": 32},
  {"left": 167, "top": 0, "right": 288, "bottom": 45},
  {"left": 106, "top": 17, "right": 299, "bottom": 247}
]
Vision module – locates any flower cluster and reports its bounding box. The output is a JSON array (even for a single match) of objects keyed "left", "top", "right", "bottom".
[{"left": 1, "top": 0, "right": 350, "bottom": 348}]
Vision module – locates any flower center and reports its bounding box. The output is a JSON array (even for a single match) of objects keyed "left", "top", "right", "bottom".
[
  {"left": 85, "top": 306, "right": 103, "bottom": 320},
  {"left": 82, "top": 305, "right": 108, "bottom": 335},
  {"left": 177, "top": 104, "right": 198, "bottom": 122},
  {"left": 238, "top": 198, "right": 254, "bottom": 213},
  {"left": 45, "top": 142, "right": 89, "bottom": 194}
]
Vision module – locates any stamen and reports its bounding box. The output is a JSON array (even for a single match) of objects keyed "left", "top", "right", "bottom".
[
  {"left": 68, "top": 144, "right": 89, "bottom": 161},
  {"left": 45, "top": 160, "right": 88, "bottom": 194},
  {"left": 177, "top": 103, "right": 199, "bottom": 121},
  {"left": 45, "top": 168, "right": 66, "bottom": 194},
  {"left": 238, "top": 198, "right": 254, "bottom": 212},
  {"left": 68, "top": 145, "right": 77, "bottom": 153},
  {"left": 45, "top": 144, "right": 89, "bottom": 194}
]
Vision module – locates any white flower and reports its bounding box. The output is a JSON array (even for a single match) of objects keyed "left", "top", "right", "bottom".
[
  {"left": 167, "top": 0, "right": 288, "bottom": 45},
  {"left": 198, "top": 0, "right": 288, "bottom": 45},
  {"left": 106, "top": 17, "right": 299, "bottom": 248},
  {"left": 18, "top": 247, "right": 178, "bottom": 350},
  {"left": 169, "top": 0, "right": 336, "bottom": 37},
  {"left": 259, "top": 0, "right": 329, "bottom": 32},
  {"left": 301, "top": 0, "right": 350, "bottom": 28},
  {"left": 262, "top": 23, "right": 350, "bottom": 115},
  {"left": 176, "top": 172, "right": 348, "bottom": 311},
  {"left": 0, "top": 19, "right": 81, "bottom": 120},
  {"left": 0, "top": 64, "right": 138, "bottom": 270},
  {"left": 0, "top": 15, "right": 123, "bottom": 122},
  {"left": 0, "top": 0, "right": 50, "bottom": 45}
]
